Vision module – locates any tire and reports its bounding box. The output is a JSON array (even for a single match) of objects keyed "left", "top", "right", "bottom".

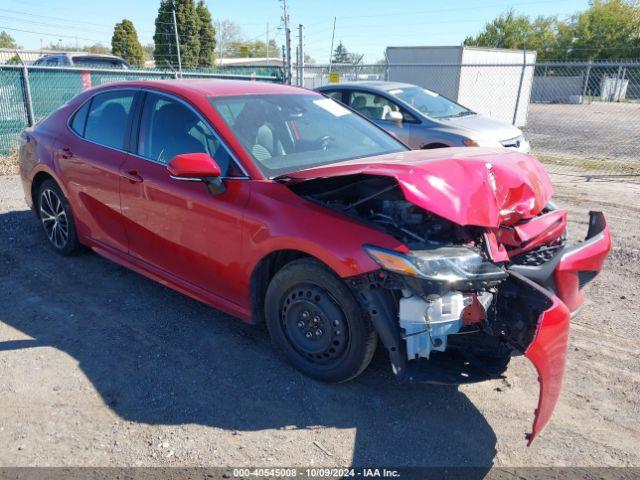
[
  {"left": 265, "top": 258, "right": 377, "bottom": 383},
  {"left": 37, "top": 179, "right": 82, "bottom": 256}
]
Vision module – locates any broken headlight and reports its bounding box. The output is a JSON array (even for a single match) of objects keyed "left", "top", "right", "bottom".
[{"left": 364, "top": 245, "right": 507, "bottom": 283}]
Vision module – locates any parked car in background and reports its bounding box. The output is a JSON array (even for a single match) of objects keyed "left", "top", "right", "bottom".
[
  {"left": 19, "top": 80, "right": 609, "bottom": 445},
  {"left": 316, "top": 81, "right": 530, "bottom": 153},
  {"left": 32, "top": 53, "right": 130, "bottom": 69}
]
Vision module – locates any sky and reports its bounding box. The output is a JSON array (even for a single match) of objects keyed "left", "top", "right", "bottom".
[{"left": 2, "top": 0, "right": 589, "bottom": 63}]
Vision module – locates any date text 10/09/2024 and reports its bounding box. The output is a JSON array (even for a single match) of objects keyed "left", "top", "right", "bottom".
[{"left": 232, "top": 468, "right": 401, "bottom": 478}]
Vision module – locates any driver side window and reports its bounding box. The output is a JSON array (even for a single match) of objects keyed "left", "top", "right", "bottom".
[{"left": 137, "top": 93, "right": 239, "bottom": 176}]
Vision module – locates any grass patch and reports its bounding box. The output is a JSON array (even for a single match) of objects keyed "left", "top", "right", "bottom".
[{"left": 538, "top": 154, "right": 640, "bottom": 176}]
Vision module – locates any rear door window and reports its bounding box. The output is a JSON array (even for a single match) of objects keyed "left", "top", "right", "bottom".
[
  {"left": 83, "top": 91, "right": 135, "bottom": 150},
  {"left": 347, "top": 91, "right": 401, "bottom": 121}
]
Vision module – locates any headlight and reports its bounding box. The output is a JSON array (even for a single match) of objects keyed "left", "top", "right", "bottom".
[
  {"left": 463, "top": 139, "right": 502, "bottom": 148},
  {"left": 364, "top": 245, "right": 507, "bottom": 283}
]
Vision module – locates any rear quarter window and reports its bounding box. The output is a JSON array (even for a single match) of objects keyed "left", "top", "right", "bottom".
[
  {"left": 70, "top": 101, "right": 90, "bottom": 136},
  {"left": 83, "top": 91, "right": 135, "bottom": 150}
]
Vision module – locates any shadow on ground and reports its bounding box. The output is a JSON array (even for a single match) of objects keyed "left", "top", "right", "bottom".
[{"left": 0, "top": 209, "right": 496, "bottom": 470}]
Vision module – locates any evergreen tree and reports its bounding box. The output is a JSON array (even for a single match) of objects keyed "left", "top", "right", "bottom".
[
  {"left": 196, "top": 0, "right": 216, "bottom": 68},
  {"left": 111, "top": 20, "right": 144, "bottom": 67},
  {"left": 153, "top": 0, "right": 201, "bottom": 69},
  {"left": 332, "top": 41, "right": 350, "bottom": 63}
]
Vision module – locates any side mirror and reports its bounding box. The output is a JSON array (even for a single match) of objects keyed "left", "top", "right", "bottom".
[
  {"left": 385, "top": 110, "right": 403, "bottom": 127},
  {"left": 167, "top": 153, "right": 225, "bottom": 195}
]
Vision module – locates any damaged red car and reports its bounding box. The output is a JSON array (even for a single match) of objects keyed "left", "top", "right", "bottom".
[{"left": 19, "top": 80, "right": 611, "bottom": 444}]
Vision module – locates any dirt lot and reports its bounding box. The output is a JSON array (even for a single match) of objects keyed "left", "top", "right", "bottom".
[
  {"left": 525, "top": 102, "right": 640, "bottom": 162},
  {"left": 0, "top": 173, "right": 639, "bottom": 468}
]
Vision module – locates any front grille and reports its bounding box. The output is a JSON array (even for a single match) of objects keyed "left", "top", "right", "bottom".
[
  {"left": 511, "top": 242, "right": 564, "bottom": 266},
  {"left": 501, "top": 135, "right": 523, "bottom": 149}
]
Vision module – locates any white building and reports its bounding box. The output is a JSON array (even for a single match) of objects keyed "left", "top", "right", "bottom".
[{"left": 385, "top": 46, "right": 536, "bottom": 127}]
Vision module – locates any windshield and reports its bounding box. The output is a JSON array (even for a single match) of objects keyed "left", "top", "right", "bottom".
[
  {"left": 209, "top": 94, "right": 407, "bottom": 177},
  {"left": 388, "top": 87, "right": 473, "bottom": 119}
]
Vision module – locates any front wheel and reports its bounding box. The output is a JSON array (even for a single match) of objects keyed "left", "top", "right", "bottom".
[{"left": 265, "top": 258, "right": 377, "bottom": 383}]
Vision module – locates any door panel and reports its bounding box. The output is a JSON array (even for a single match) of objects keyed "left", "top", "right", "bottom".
[
  {"left": 57, "top": 90, "right": 136, "bottom": 251},
  {"left": 119, "top": 91, "right": 250, "bottom": 304},
  {"left": 119, "top": 158, "right": 249, "bottom": 303}
]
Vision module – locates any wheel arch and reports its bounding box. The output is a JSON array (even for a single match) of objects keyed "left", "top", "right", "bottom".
[
  {"left": 30, "top": 170, "right": 56, "bottom": 213},
  {"left": 249, "top": 248, "right": 353, "bottom": 325}
]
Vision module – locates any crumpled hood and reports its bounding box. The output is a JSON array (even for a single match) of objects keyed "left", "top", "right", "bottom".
[{"left": 279, "top": 148, "right": 553, "bottom": 228}]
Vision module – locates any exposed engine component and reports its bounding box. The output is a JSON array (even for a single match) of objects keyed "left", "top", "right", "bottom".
[
  {"left": 399, "top": 291, "right": 494, "bottom": 359},
  {"left": 290, "top": 174, "right": 479, "bottom": 249}
]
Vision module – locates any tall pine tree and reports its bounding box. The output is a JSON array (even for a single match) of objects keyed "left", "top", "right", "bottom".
[
  {"left": 332, "top": 41, "right": 350, "bottom": 63},
  {"left": 153, "top": 0, "right": 201, "bottom": 69},
  {"left": 196, "top": 0, "right": 216, "bottom": 68},
  {"left": 112, "top": 20, "right": 144, "bottom": 67}
]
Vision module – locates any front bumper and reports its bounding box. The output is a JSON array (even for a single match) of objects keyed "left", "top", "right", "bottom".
[
  {"left": 510, "top": 211, "right": 611, "bottom": 315},
  {"left": 512, "top": 211, "right": 611, "bottom": 443},
  {"left": 354, "top": 211, "right": 611, "bottom": 445}
]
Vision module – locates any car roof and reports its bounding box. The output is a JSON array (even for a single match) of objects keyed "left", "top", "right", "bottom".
[
  {"left": 91, "top": 79, "right": 315, "bottom": 98},
  {"left": 317, "top": 81, "right": 417, "bottom": 91},
  {"left": 40, "top": 53, "right": 126, "bottom": 60}
]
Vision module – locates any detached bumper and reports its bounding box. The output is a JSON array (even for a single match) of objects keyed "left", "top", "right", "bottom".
[
  {"left": 510, "top": 211, "right": 611, "bottom": 443},
  {"left": 510, "top": 211, "right": 611, "bottom": 315}
]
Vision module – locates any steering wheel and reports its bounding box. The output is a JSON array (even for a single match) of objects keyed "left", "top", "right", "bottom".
[{"left": 313, "top": 135, "right": 335, "bottom": 151}]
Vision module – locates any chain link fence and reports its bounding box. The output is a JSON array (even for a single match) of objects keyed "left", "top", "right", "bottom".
[
  {"left": 0, "top": 64, "right": 282, "bottom": 156},
  {"left": 299, "top": 61, "right": 640, "bottom": 181},
  {"left": 2, "top": 60, "right": 639, "bottom": 181}
]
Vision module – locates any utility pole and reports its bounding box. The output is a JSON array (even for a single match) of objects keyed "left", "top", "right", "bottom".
[
  {"left": 172, "top": 9, "right": 183, "bottom": 78},
  {"left": 328, "top": 16, "right": 336, "bottom": 73},
  {"left": 298, "top": 24, "right": 304, "bottom": 87},
  {"left": 266, "top": 22, "right": 269, "bottom": 63},
  {"left": 280, "top": 0, "right": 292, "bottom": 84}
]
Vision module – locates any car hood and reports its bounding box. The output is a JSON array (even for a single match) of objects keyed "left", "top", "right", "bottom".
[
  {"left": 278, "top": 148, "right": 553, "bottom": 228},
  {"left": 439, "top": 114, "right": 523, "bottom": 141}
]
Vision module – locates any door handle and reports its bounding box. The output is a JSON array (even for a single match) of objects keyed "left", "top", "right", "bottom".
[
  {"left": 61, "top": 146, "right": 73, "bottom": 159},
  {"left": 122, "top": 169, "right": 144, "bottom": 184}
]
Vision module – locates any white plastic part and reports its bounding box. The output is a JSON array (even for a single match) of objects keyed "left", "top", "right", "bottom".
[{"left": 399, "top": 292, "right": 468, "bottom": 360}]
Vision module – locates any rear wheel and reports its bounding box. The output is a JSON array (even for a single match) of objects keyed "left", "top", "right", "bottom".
[
  {"left": 37, "top": 179, "right": 81, "bottom": 255},
  {"left": 265, "top": 258, "right": 377, "bottom": 383}
]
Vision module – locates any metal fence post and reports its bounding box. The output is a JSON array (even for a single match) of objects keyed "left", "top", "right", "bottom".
[
  {"left": 512, "top": 47, "right": 527, "bottom": 126},
  {"left": 582, "top": 61, "right": 592, "bottom": 99},
  {"left": 19, "top": 59, "right": 35, "bottom": 127}
]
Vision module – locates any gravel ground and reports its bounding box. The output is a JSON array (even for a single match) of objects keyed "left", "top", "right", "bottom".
[
  {"left": 525, "top": 102, "right": 640, "bottom": 162},
  {"left": 0, "top": 173, "right": 639, "bottom": 468}
]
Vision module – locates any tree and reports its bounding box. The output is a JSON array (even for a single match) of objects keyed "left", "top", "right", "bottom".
[
  {"left": 111, "top": 19, "right": 144, "bottom": 67},
  {"left": 196, "top": 0, "right": 216, "bottom": 67},
  {"left": 225, "top": 39, "right": 278, "bottom": 58},
  {"left": 153, "top": 0, "right": 201, "bottom": 69},
  {"left": 332, "top": 41, "right": 350, "bottom": 63},
  {"left": 331, "top": 41, "right": 362, "bottom": 63},
  {"left": 142, "top": 43, "right": 155, "bottom": 61},
  {"left": 464, "top": 1, "right": 640, "bottom": 60},
  {"left": 567, "top": 0, "right": 640, "bottom": 60},
  {"left": 42, "top": 42, "right": 109, "bottom": 53},
  {"left": 216, "top": 19, "right": 242, "bottom": 57},
  {"left": 0, "top": 31, "right": 17, "bottom": 49}
]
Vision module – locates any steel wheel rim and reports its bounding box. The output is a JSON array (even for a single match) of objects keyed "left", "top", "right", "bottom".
[
  {"left": 40, "top": 188, "right": 68, "bottom": 249},
  {"left": 280, "top": 284, "right": 349, "bottom": 366}
]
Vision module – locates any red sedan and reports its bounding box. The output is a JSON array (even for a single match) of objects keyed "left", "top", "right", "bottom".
[{"left": 19, "top": 79, "right": 610, "bottom": 444}]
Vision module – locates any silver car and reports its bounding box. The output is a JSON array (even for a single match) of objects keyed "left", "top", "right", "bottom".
[{"left": 316, "top": 81, "right": 530, "bottom": 153}]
